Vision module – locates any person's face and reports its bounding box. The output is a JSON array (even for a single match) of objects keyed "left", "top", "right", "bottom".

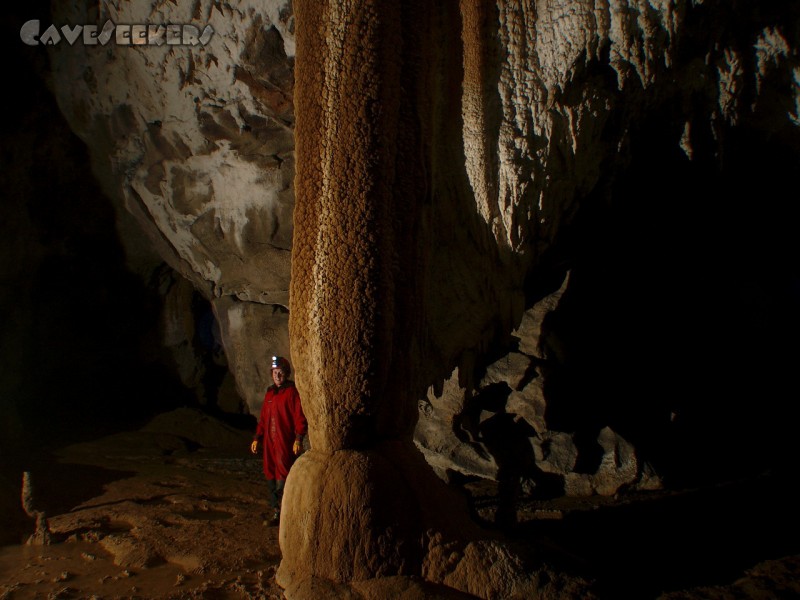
[{"left": 272, "top": 368, "right": 286, "bottom": 386}]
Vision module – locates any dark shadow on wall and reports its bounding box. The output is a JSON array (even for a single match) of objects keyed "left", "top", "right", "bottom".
[
  {"left": 497, "top": 0, "right": 800, "bottom": 494},
  {"left": 0, "top": 4, "right": 207, "bottom": 507},
  {"left": 0, "top": 5, "right": 262, "bottom": 544},
  {"left": 539, "top": 97, "right": 800, "bottom": 488},
  {"left": 456, "top": 380, "right": 564, "bottom": 528}
]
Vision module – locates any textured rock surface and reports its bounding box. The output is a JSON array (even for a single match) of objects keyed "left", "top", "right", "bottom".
[
  {"left": 212, "top": 295, "right": 290, "bottom": 413},
  {"left": 416, "top": 273, "right": 661, "bottom": 499},
  {"left": 0, "top": 7, "right": 224, "bottom": 545},
  {"left": 156, "top": 268, "right": 245, "bottom": 412},
  {"left": 423, "top": 535, "right": 593, "bottom": 599},
  {"left": 3, "top": 408, "right": 797, "bottom": 599},
  {"left": 49, "top": 0, "right": 297, "bottom": 412},
  {"left": 46, "top": 0, "right": 800, "bottom": 440},
  {"left": 416, "top": 277, "right": 572, "bottom": 483},
  {"left": 278, "top": 445, "right": 471, "bottom": 584}
]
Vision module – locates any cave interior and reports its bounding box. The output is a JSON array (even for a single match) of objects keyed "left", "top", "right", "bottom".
[{"left": 1, "top": 1, "right": 800, "bottom": 599}]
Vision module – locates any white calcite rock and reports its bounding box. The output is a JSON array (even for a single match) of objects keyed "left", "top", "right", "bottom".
[{"left": 48, "top": 0, "right": 295, "bottom": 411}]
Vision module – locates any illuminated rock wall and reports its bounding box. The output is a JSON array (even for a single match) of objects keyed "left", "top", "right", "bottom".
[
  {"left": 44, "top": 0, "right": 800, "bottom": 596},
  {"left": 48, "top": 0, "right": 297, "bottom": 412}
]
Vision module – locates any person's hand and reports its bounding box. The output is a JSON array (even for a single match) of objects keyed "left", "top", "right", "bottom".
[
  {"left": 293, "top": 439, "right": 302, "bottom": 456},
  {"left": 250, "top": 440, "right": 259, "bottom": 454}
]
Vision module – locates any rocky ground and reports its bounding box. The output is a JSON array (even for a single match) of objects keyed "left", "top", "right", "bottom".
[
  {"left": 1, "top": 409, "right": 285, "bottom": 600},
  {"left": 1, "top": 408, "right": 798, "bottom": 600}
]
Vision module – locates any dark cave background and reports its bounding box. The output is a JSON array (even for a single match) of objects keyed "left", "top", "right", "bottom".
[
  {"left": 0, "top": 3, "right": 241, "bottom": 540},
  {"left": 2, "top": 1, "right": 799, "bottom": 578},
  {"left": 542, "top": 85, "right": 800, "bottom": 489},
  {"left": 528, "top": 0, "right": 800, "bottom": 490}
]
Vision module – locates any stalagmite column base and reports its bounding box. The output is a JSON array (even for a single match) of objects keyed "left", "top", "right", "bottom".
[
  {"left": 276, "top": 443, "right": 470, "bottom": 585},
  {"left": 277, "top": 445, "right": 593, "bottom": 599}
]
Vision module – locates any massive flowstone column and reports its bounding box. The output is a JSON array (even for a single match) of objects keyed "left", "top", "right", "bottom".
[
  {"left": 279, "top": 0, "right": 437, "bottom": 587},
  {"left": 287, "top": 0, "right": 425, "bottom": 454},
  {"left": 278, "top": 1, "right": 588, "bottom": 598}
]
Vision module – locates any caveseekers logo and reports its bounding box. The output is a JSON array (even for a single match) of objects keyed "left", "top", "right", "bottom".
[{"left": 20, "top": 19, "right": 215, "bottom": 46}]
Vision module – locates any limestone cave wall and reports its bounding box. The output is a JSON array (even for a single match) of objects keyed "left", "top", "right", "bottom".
[
  {"left": 4, "top": 0, "right": 800, "bottom": 596},
  {"left": 46, "top": 0, "right": 298, "bottom": 413},
  {"left": 0, "top": 2, "right": 248, "bottom": 543},
  {"left": 282, "top": 0, "right": 800, "bottom": 595}
]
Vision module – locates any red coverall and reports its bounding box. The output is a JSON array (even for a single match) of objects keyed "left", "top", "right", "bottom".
[{"left": 255, "top": 381, "right": 308, "bottom": 480}]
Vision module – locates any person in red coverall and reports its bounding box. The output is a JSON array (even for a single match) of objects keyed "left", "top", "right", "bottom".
[{"left": 250, "top": 355, "right": 307, "bottom": 526}]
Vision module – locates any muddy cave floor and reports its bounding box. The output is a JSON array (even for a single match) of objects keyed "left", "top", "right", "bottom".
[{"left": 1, "top": 408, "right": 799, "bottom": 600}]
